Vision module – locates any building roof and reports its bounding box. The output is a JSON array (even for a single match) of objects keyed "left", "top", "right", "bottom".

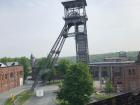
[
  {"left": 0, "top": 62, "right": 19, "bottom": 68},
  {"left": 89, "top": 61, "right": 135, "bottom": 66},
  {"left": 0, "top": 63, "right": 6, "bottom": 67},
  {"left": 62, "top": 0, "right": 87, "bottom": 8},
  {"left": 104, "top": 57, "right": 126, "bottom": 60},
  {"left": 6, "top": 62, "right": 19, "bottom": 67}
]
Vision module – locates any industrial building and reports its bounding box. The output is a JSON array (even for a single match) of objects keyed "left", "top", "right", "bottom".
[
  {"left": 90, "top": 52, "right": 140, "bottom": 92},
  {"left": 0, "top": 62, "right": 23, "bottom": 92}
]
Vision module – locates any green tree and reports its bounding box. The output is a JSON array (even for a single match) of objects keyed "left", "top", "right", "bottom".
[
  {"left": 104, "top": 80, "right": 114, "bottom": 93},
  {"left": 0, "top": 57, "right": 15, "bottom": 63},
  {"left": 18, "top": 57, "right": 30, "bottom": 81},
  {"left": 36, "top": 57, "right": 48, "bottom": 82},
  {"left": 36, "top": 57, "right": 55, "bottom": 83},
  {"left": 57, "top": 63, "right": 94, "bottom": 105},
  {"left": 37, "top": 57, "right": 48, "bottom": 70},
  {"left": 41, "top": 70, "right": 55, "bottom": 84},
  {"left": 57, "top": 59, "right": 70, "bottom": 76}
]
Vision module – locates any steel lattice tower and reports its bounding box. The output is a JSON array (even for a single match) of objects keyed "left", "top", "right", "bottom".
[
  {"left": 45, "top": 0, "right": 89, "bottom": 69},
  {"left": 62, "top": 0, "right": 89, "bottom": 64}
]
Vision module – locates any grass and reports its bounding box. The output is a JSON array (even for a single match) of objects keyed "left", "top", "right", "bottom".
[
  {"left": 47, "top": 80, "right": 63, "bottom": 85},
  {"left": 4, "top": 98, "right": 13, "bottom": 105},
  {"left": 95, "top": 93, "right": 113, "bottom": 101},
  {"left": 4, "top": 90, "right": 33, "bottom": 105}
]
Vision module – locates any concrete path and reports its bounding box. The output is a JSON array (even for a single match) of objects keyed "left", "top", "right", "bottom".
[
  {"left": 24, "top": 85, "right": 59, "bottom": 105},
  {"left": 0, "top": 85, "right": 31, "bottom": 105}
]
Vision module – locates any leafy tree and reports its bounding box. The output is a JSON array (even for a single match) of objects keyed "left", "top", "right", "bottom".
[
  {"left": 104, "top": 80, "right": 114, "bottom": 93},
  {"left": 36, "top": 57, "right": 48, "bottom": 70},
  {"left": 0, "top": 57, "right": 15, "bottom": 63},
  {"left": 57, "top": 59, "right": 70, "bottom": 76},
  {"left": 35, "top": 57, "right": 48, "bottom": 81},
  {"left": 42, "top": 70, "right": 54, "bottom": 83},
  {"left": 36, "top": 57, "right": 55, "bottom": 83},
  {"left": 57, "top": 63, "right": 94, "bottom": 105},
  {"left": 17, "top": 57, "right": 30, "bottom": 81}
]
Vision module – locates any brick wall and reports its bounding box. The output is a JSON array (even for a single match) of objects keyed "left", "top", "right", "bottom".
[
  {"left": 0, "top": 66, "right": 23, "bottom": 93},
  {"left": 113, "top": 64, "right": 140, "bottom": 92}
]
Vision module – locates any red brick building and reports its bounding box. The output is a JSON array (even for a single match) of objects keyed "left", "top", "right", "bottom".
[
  {"left": 0, "top": 63, "right": 23, "bottom": 92},
  {"left": 112, "top": 62, "right": 140, "bottom": 92},
  {"left": 90, "top": 52, "right": 140, "bottom": 92}
]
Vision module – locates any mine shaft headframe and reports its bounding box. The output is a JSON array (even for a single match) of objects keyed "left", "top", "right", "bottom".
[{"left": 61, "top": 0, "right": 89, "bottom": 64}]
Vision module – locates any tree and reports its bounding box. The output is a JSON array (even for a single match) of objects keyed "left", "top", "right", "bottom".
[
  {"left": 57, "top": 59, "right": 70, "bottom": 76},
  {"left": 57, "top": 63, "right": 94, "bottom": 105},
  {"left": 35, "top": 57, "right": 48, "bottom": 82},
  {"left": 0, "top": 57, "right": 14, "bottom": 63},
  {"left": 36, "top": 57, "right": 48, "bottom": 70},
  {"left": 18, "top": 57, "right": 30, "bottom": 81},
  {"left": 41, "top": 70, "right": 54, "bottom": 84},
  {"left": 104, "top": 80, "right": 114, "bottom": 93},
  {"left": 36, "top": 57, "right": 56, "bottom": 83}
]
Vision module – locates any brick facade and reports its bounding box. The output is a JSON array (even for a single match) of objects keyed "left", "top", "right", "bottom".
[
  {"left": 0, "top": 66, "right": 23, "bottom": 92},
  {"left": 112, "top": 63, "right": 140, "bottom": 92}
]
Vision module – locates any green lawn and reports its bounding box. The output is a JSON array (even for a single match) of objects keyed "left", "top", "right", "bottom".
[{"left": 95, "top": 94, "right": 113, "bottom": 101}]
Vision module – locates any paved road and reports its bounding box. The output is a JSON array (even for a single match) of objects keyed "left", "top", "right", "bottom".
[
  {"left": 0, "top": 85, "right": 31, "bottom": 105},
  {"left": 24, "top": 85, "right": 59, "bottom": 105}
]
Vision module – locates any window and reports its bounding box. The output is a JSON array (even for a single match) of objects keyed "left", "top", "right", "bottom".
[
  {"left": 128, "top": 69, "right": 131, "bottom": 75},
  {"left": 117, "top": 81, "right": 122, "bottom": 84},
  {"left": 0, "top": 75, "right": 1, "bottom": 80},
  {"left": 10, "top": 73, "right": 14, "bottom": 78},
  {"left": 2, "top": 75, "right": 4, "bottom": 80},
  {"left": 129, "top": 69, "right": 135, "bottom": 75},
  {"left": 20, "top": 71, "right": 23, "bottom": 75},
  {"left": 132, "top": 69, "right": 135, "bottom": 75},
  {"left": 5, "top": 74, "right": 8, "bottom": 79},
  {"left": 102, "top": 71, "right": 108, "bottom": 77},
  {"left": 94, "top": 71, "right": 99, "bottom": 77}
]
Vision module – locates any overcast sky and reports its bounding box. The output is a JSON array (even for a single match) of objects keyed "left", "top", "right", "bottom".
[{"left": 0, "top": 0, "right": 140, "bottom": 58}]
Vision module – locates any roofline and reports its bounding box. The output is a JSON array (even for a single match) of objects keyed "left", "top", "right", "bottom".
[
  {"left": 0, "top": 65, "right": 23, "bottom": 68},
  {"left": 62, "top": 0, "right": 87, "bottom": 7},
  {"left": 89, "top": 61, "right": 135, "bottom": 66}
]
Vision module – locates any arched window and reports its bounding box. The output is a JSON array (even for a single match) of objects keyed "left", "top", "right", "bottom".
[
  {"left": 5, "top": 74, "right": 8, "bottom": 79},
  {"left": 2, "top": 74, "right": 4, "bottom": 80},
  {"left": 20, "top": 71, "right": 23, "bottom": 75},
  {"left": 10, "top": 73, "right": 14, "bottom": 78}
]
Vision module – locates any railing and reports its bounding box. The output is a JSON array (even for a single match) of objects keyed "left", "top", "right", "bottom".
[{"left": 88, "top": 92, "right": 140, "bottom": 105}]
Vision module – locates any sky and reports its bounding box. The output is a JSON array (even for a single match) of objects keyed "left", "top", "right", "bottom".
[{"left": 0, "top": 0, "right": 140, "bottom": 58}]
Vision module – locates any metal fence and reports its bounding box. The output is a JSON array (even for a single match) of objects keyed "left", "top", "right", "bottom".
[{"left": 88, "top": 92, "right": 140, "bottom": 105}]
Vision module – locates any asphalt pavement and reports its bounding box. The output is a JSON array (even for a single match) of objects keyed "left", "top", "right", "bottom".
[{"left": 24, "top": 85, "right": 59, "bottom": 105}]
